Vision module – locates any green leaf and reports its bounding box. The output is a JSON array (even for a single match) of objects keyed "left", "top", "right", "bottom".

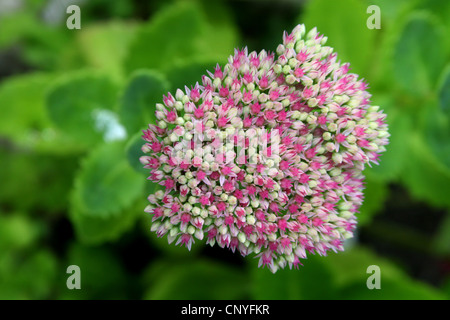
[
  {"left": 124, "top": 1, "right": 237, "bottom": 75},
  {"left": 338, "top": 276, "right": 446, "bottom": 300},
  {"left": 118, "top": 70, "right": 169, "bottom": 135},
  {"left": 125, "top": 131, "right": 147, "bottom": 175},
  {"left": 192, "top": 0, "right": 238, "bottom": 64},
  {"left": 0, "top": 72, "right": 86, "bottom": 153},
  {"left": 250, "top": 254, "right": 337, "bottom": 300},
  {"left": 72, "top": 141, "right": 145, "bottom": 218},
  {"left": 0, "top": 149, "right": 79, "bottom": 213},
  {"left": 0, "top": 11, "right": 77, "bottom": 71},
  {"left": 326, "top": 246, "right": 402, "bottom": 288},
  {"left": 415, "top": 0, "right": 450, "bottom": 39},
  {"left": 58, "top": 243, "right": 130, "bottom": 299},
  {"left": 165, "top": 59, "right": 218, "bottom": 93},
  {"left": 442, "top": 277, "right": 450, "bottom": 299},
  {"left": 125, "top": 132, "right": 162, "bottom": 195},
  {"left": 124, "top": 2, "right": 205, "bottom": 74},
  {"left": 249, "top": 245, "right": 447, "bottom": 300},
  {"left": 46, "top": 71, "right": 125, "bottom": 147},
  {"left": 301, "top": 0, "right": 377, "bottom": 75},
  {"left": 423, "top": 106, "right": 450, "bottom": 170},
  {"left": 0, "top": 249, "right": 58, "bottom": 299},
  {"left": 0, "top": 214, "right": 44, "bottom": 251},
  {"left": 369, "top": 0, "right": 419, "bottom": 23},
  {"left": 22, "top": 26, "right": 77, "bottom": 71},
  {"left": 76, "top": 21, "right": 137, "bottom": 81},
  {"left": 70, "top": 202, "right": 141, "bottom": 245},
  {"left": 365, "top": 95, "right": 413, "bottom": 181},
  {"left": 401, "top": 132, "right": 450, "bottom": 208},
  {"left": 143, "top": 258, "right": 248, "bottom": 299},
  {"left": 438, "top": 66, "right": 450, "bottom": 115},
  {"left": 322, "top": 246, "right": 446, "bottom": 299},
  {"left": 358, "top": 174, "right": 388, "bottom": 226},
  {"left": 0, "top": 12, "right": 38, "bottom": 47},
  {"left": 367, "top": 0, "right": 420, "bottom": 89},
  {"left": 393, "top": 13, "right": 446, "bottom": 96},
  {"left": 433, "top": 212, "right": 450, "bottom": 255},
  {"left": 0, "top": 73, "right": 54, "bottom": 142},
  {"left": 70, "top": 141, "right": 145, "bottom": 244}
]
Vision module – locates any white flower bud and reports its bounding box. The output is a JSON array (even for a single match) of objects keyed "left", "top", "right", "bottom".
[
  {"left": 192, "top": 207, "right": 201, "bottom": 216},
  {"left": 158, "top": 121, "right": 167, "bottom": 129},
  {"left": 228, "top": 196, "right": 237, "bottom": 205},
  {"left": 187, "top": 225, "right": 196, "bottom": 235},
  {"left": 246, "top": 215, "right": 256, "bottom": 225},
  {"left": 332, "top": 152, "right": 343, "bottom": 164},
  {"left": 188, "top": 196, "right": 197, "bottom": 204},
  {"left": 251, "top": 199, "right": 260, "bottom": 208}
]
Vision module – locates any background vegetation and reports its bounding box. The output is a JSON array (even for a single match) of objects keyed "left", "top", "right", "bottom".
[{"left": 0, "top": 0, "right": 449, "bottom": 299}]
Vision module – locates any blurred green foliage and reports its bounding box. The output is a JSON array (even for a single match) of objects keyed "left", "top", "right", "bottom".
[{"left": 0, "top": 0, "right": 449, "bottom": 300}]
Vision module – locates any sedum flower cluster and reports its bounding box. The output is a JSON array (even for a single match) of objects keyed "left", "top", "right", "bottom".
[{"left": 140, "top": 24, "right": 389, "bottom": 272}]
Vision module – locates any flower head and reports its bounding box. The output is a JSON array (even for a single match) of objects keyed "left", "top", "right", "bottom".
[{"left": 141, "top": 24, "right": 389, "bottom": 272}]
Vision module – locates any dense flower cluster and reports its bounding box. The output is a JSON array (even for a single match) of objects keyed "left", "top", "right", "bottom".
[{"left": 141, "top": 24, "right": 389, "bottom": 272}]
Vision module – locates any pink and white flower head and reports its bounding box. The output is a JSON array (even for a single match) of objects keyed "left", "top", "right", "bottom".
[{"left": 141, "top": 24, "right": 389, "bottom": 273}]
